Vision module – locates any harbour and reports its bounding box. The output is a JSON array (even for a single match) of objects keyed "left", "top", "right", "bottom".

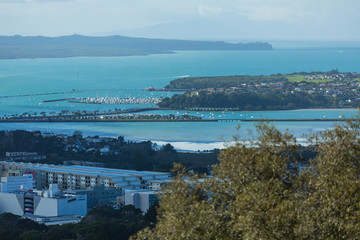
[{"left": 0, "top": 50, "right": 359, "bottom": 150}]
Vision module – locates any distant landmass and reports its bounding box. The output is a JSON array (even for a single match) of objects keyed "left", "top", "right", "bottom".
[{"left": 0, "top": 35, "right": 273, "bottom": 59}]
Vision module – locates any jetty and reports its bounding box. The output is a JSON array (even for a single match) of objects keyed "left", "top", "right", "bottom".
[
  {"left": 0, "top": 90, "right": 81, "bottom": 99},
  {"left": 42, "top": 98, "right": 75, "bottom": 103}
]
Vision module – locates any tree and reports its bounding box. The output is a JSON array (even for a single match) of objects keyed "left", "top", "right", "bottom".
[
  {"left": 161, "top": 143, "right": 176, "bottom": 153},
  {"left": 19, "top": 230, "right": 44, "bottom": 240},
  {"left": 134, "top": 119, "right": 360, "bottom": 239},
  {"left": 296, "top": 118, "right": 360, "bottom": 239}
]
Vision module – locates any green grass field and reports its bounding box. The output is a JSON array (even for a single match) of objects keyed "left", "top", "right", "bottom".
[{"left": 286, "top": 75, "right": 335, "bottom": 83}]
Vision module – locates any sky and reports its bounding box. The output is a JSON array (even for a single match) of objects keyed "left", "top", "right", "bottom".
[{"left": 0, "top": 0, "right": 359, "bottom": 41}]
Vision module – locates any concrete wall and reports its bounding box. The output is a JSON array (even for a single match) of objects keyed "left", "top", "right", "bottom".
[
  {"left": 124, "top": 190, "right": 157, "bottom": 213},
  {"left": 0, "top": 192, "right": 24, "bottom": 216},
  {"left": 57, "top": 195, "right": 87, "bottom": 216},
  {"left": 34, "top": 195, "right": 87, "bottom": 217},
  {"left": 34, "top": 197, "right": 58, "bottom": 217}
]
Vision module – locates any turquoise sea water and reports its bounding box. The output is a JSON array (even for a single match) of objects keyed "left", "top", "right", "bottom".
[{"left": 0, "top": 46, "right": 359, "bottom": 150}]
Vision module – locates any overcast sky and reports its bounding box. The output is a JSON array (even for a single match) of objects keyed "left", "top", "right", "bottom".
[{"left": 0, "top": 0, "right": 359, "bottom": 40}]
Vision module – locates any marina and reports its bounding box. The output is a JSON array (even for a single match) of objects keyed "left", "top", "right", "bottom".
[{"left": 42, "top": 97, "right": 163, "bottom": 104}]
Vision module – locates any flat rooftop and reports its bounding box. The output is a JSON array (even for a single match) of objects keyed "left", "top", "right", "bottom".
[{"left": 0, "top": 161, "right": 170, "bottom": 180}]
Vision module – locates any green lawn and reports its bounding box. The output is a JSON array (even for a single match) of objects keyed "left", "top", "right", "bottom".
[{"left": 286, "top": 75, "right": 334, "bottom": 83}]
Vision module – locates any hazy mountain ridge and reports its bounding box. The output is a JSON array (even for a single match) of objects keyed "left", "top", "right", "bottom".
[{"left": 0, "top": 35, "right": 273, "bottom": 59}]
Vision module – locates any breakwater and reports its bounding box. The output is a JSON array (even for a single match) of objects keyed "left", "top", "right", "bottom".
[
  {"left": 42, "top": 98, "right": 75, "bottom": 103},
  {"left": 0, "top": 90, "right": 80, "bottom": 99},
  {"left": 0, "top": 107, "right": 202, "bottom": 123}
]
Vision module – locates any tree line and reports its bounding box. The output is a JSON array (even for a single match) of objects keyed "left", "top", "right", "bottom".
[
  {"left": 158, "top": 91, "right": 339, "bottom": 110},
  {"left": 0, "top": 130, "right": 218, "bottom": 173}
]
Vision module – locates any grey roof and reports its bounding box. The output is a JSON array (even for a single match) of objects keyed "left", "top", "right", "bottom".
[{"left": 0, "top": 161, "right": 170, "bottom": 181}]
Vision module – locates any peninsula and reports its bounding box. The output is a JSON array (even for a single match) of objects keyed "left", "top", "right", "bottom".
[
  {"left": 157, "top": 70, "right": 360, "bottom": 111},
  {"left": 0, "top": 35, "right": 273, "bottom": 59}
]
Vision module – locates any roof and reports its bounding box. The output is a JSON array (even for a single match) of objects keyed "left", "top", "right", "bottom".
[{"left": 0, "top": 161, "right": 170, "bottom": 180}]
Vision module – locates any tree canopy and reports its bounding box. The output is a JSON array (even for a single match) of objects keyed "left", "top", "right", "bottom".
[{"left": 134, "top": 119, "right": 360, "bottom": 239}]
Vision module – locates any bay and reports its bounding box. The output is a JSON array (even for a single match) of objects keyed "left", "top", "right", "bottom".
[{"left": 0, "top": 46, "right": 359, "bottom": 150}]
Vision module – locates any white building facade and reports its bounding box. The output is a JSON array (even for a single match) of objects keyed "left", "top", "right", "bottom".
[{"left": 0, "top": 181, "right": 87, "bottom": 217}]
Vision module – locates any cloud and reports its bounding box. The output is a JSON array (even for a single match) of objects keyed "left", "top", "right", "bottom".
[
  {"left": 0, "top": 0, "right": 359, "bottom": 39},
  {"left": 198, "top": 5, "right": 223, "bottom": 16},
  {"left": 236, "top": 0, "right": 309, "bottom": 22},
  {"left": 239, "top": 6, "right": 298, "bottom": 22},
  {"left": 0, "top": 0, "right": 74, "bottom": 3}
]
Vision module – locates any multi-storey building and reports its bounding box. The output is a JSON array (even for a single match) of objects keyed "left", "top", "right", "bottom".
[
  {"left": 1, "top": 152, "right": 46, "bottom": 161},
  {"left": 0, "top": 161, "right": 171, "bottom": 191},
  {"left": 0, "top": 175, "right": 87, "bottom": 218}
]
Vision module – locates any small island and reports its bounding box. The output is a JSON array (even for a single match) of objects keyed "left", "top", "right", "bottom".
[{"left": 158, "top": 69, "right": 360, "bottom": 111}]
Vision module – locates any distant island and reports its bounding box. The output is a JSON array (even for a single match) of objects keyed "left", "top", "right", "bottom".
[
  {"left": 0, "top": 35, "right": 273, "bottom": 59},
  {"left": 157, "top": 70, "right": 360, "bottom": 111}
]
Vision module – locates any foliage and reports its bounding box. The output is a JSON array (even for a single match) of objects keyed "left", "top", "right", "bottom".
[
  {"left": 0, "top": 130, "right": 219, "bottom": 174},
  {"left": 19, "top": 230, "right": 45, "bottom": 240},
  {"left": 0, "top": 205, "right": 152, "bottom": 240},
  {"left": 158, "top": 91, "right": 337, "bottom": 110},
  {"left": 0, "top": 213, "right": 47, "bottom": 240},
  {"left": 296, "top": 118, "right": 360, "bottom": 239},
  {"left": 134, "top": 120, "right": 360, "bottom": 239},
  {"left": 58, "top": 205, "right": 149, "bottom": 240}
]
